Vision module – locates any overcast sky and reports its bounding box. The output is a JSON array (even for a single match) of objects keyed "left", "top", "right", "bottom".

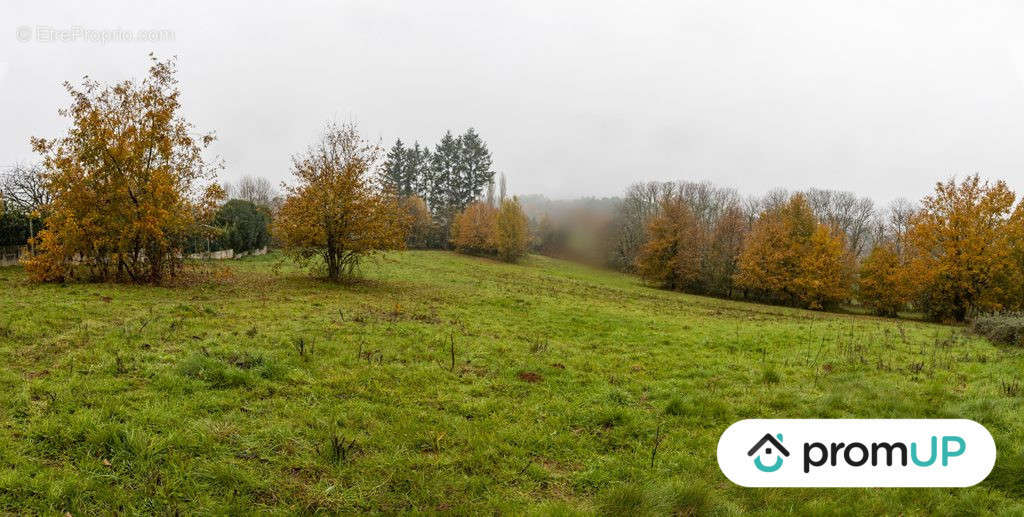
[{"left": 2, "top": 1, "right": 1023, "bottom": 203}]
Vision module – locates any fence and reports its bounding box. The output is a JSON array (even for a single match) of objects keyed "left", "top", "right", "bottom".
[
  {"left": 186, "top": 247, "right": 268, "bottom": 260},
  {"left": 0, "top": 246, "right": 24, "bottom": 267},
  {"left": 0, "top": 246, "right": 268, "bottom": 266}
]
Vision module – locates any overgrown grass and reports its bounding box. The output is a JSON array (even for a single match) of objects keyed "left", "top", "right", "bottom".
[{"left": 0, "top": 251, "right": 1023, "bottom": 514}]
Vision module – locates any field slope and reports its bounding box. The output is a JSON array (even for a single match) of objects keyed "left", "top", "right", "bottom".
[{"left": 0, "top": 251, "right": 1022, "bottom": 514}]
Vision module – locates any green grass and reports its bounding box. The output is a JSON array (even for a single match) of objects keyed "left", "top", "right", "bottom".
[{"left": 1, "top": 251, "right": 1023, "bottom": 514}]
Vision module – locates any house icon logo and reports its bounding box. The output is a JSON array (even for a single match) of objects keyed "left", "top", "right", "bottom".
[{"left": 748, "top": 433, "right": 789, "bottom": 472}]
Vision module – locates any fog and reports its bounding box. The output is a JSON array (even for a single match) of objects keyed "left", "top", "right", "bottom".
[{"left": 3, "top": 0, "right": 1023, "bottom": 203}]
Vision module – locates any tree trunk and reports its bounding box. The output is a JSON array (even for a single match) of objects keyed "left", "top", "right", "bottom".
[{"left": 326, "top": 236, "right": 340, "bottom": 281}]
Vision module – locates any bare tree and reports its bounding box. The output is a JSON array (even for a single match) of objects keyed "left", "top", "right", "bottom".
[
  {"left": 1, "top": 163, "right": 52, "bottom": 250},
  {"left": 224, "top": 174, "right": 279, "bottom": 209},
  {"left": 804, "top": 188, "right": 876, "bottom": 258},
  {"left": 882, "top": 197, "right": 917, "bottom": 254},
  {"left": 676, "top": 180, "right": 742, "bottom": 228},
  {"left": 604, "top": 181, "right": 676, "bottom": 271},
  {"left": 1, "top": 163, "right": 51, "bottom": 215}
]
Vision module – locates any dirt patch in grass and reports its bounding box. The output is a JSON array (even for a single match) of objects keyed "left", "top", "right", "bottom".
[{"left": 517, "top": 371, "right": 543, "bottom": 383}]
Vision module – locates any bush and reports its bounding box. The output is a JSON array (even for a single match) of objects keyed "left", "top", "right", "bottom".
[{"left": 972, "top": 313, "right": 1024, "bottom": 346}]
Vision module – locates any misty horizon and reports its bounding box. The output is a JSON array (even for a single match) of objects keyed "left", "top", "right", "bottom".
[{"left": 3, "top": 1, "right": 1024, "bottom": 205}]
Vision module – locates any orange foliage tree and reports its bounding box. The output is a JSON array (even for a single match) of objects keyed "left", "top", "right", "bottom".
[
  {"left": 451, "top": 201, "right": 497, "bottom": 256},
  {"left": 451, "top": 198, "right": 530, "bottom": 263},
  {"left": 24, "top": 55, "right": 219, "bottom": 284},
  {"left": 904, "top": 175, "right": 1021, "bottom": 321},
  {"left": 634, "top": 196, "right": 704, "bottom": 291},
  {"left": 273, "top": 122, "right": 408, "bottom": 281},
  {"left": 401, "top": 195, "right": 435, "bottom": 249},
  {"left": 706, "top": 204, "right": 747, "bottom": 297},
  {"left": 735, "top": 193, "right": 851, "bottom": 309},
  {"left": 858, "top": 243, "right": 913, "bottom": 316},
  {"left": 495, "top": 197, "right": 530, "bottom": 263}
]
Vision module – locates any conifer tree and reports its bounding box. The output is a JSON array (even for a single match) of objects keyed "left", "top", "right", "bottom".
[
  {"left": 457, "top": 128, "right": 494, "bottom": 203},
  {"left": 382, "top": 139, "right": 409, "bottom": 195}
]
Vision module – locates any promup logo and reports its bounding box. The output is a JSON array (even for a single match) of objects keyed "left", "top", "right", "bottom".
[
  {"left": 748, "top": 433, "right": 789, "bottom": 472},
  {"left": 718, "top": 419, "right": 996, "bottom": 487}
]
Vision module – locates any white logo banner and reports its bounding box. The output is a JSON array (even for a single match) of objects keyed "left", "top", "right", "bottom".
[{"left": 717, "top": 419, "right": 996, "bottom": 487}]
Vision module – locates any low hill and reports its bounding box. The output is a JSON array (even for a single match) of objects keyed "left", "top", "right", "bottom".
[{"left": 0, "top": 252, "right": 1021, "bottom": 513}]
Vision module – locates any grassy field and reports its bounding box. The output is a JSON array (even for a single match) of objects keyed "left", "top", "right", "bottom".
[{"left": 0, "top": 251, "right": 1022, "bottom": 515}]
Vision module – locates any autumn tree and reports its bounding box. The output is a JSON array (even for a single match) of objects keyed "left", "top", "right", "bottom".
[
  {"left": 858, "top": 242, "right": 913, "bottom": 316},
  {"left": 450, "top": 197, "right": 530, "bottom": 263},
  {"left": 735, "top": 193, "right": 851, "bottom": 309},
  {"left": 904, "top": 175, "right": 1020, "bottom": 322},
  {"left": 795, "top": 225, "right": 853, "bottom": 309},
  {"left": 24, "top": 55, "right": 219, "bottom": 283},
  {"left": 604, "top": 181, "right": 676, "bottom": 271},
  {"left": 1007, "top": 203, "right": 1024, "bottom": 309},
  {"left": 706, "top": 204, "right": 747, "bottom": 297},
  {"left": 634, "top": 195, "right": 704, "bottom": 291},
  {"left": 273, "top": 122, "right": 408, "bottom": 281},
  {"left": 450, "top": 201, "right": 497, "bottom": 256},
  {"left": 402, "top": 195, "right": 435, "bottom": 249},
  {"left": 495, "top": 197, "right": 530, "bottom": 263}
]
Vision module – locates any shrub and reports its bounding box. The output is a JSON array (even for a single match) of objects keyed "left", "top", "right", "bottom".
[{"left": 972, "top": 313, "right": 1024, "bottom": 346}]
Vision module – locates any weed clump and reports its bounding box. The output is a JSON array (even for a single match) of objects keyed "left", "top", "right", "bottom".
[
  {"left": 664, "top": 397, "right": 686, "bottom": 416},
  {"left": 761, "top": 368, "right": 781, "bottom": 384}
]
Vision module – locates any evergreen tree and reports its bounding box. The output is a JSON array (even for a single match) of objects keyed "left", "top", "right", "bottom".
[
  {"left": 406, "top": 142, "right": 431, "bottom": 199},
  {"left": 382, "top": 139, "right": 409, "bottom": 195},
  {"left": 457, "top": 128, "right": 494, "bottom": 203},
  {"left": 429, "top": 131, "right": 463, "bottom": 225},
  {"left": 388, "top": 128, "right": 496, "bottom": 246},
  {"left": 214, "top": 199, "right": 271, "bottom": 255}
]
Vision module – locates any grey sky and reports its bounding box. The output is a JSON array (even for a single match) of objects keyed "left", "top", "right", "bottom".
[{"left": 2, "top": 0, "right": 1023, "bottom": 204}]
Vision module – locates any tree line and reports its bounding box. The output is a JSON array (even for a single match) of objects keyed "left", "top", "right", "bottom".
[
  {"left": 11, "top": 52, "right": 1018, "bottom": 320},
  {"left": 590, "top": 177, "right": 1024, "bottom": 322},
  {"left": 6, "top": 55, "right": 530, "bottom": 284}
]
